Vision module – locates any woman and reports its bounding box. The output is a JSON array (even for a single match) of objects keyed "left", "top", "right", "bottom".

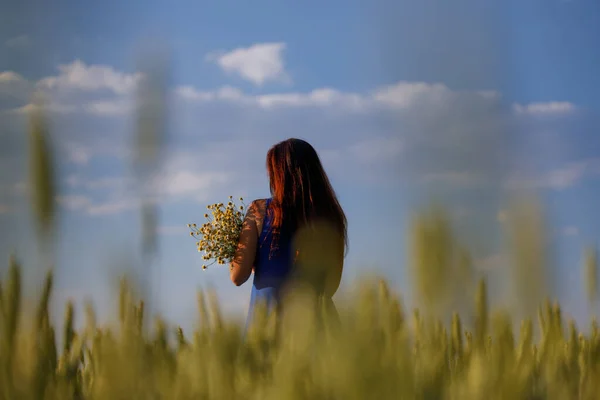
[{"left": 229, "top": 138, "right": 347, "bottom": 329}]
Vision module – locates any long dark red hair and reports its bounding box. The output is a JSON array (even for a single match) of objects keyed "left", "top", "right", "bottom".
[{"left": 266, "top": 138, "right": 347, "bottom": 254}]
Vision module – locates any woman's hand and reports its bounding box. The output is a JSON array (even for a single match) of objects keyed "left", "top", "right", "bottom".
[{"left": 230, "top": 201, "right": 259, "bottom": 286}]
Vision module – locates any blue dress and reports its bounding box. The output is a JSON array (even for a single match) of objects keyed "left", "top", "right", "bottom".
[
  {"left": 245, "top": 198, "right": 293, "bottom": 329},
  {"left": 244, "top": 198, "right": 340, "bottom": 331}
]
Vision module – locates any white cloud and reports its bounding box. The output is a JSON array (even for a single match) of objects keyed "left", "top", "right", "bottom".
[
  {"left": 0, "top": 71, "right": 33, "bottom": 102},
  {"left": 83, "top": 98, "right": 133, "bottom": 116},
  {"left": 0, "top": 71, "right": 25, "bottom": 83},
  {"left": 174, "top": 80, "right": 496, "bottom": 114},
  {"left": 174, "top": 85, "right": 214, "bottom": 101},
  {"left": 175, "top": 84, "right": 365, "bottom": 109},
  {"left": 207, "top": 42, "right": 289, "bottom": 86},
  {"left": 148, "top": 170, "right": 231, "bottom": 199},
  {"left": 37, "top": 60, "right": 142, "bottom": 94},
  {"left": 372, "top": 81, "right": 451, "bottom": 109},
  {"left": 513, "top": 101, "right": 576, "bottom": 115},
  {"left": 1, "top": 60, "right": 142, "bottom": 119},
  {"left": 5, "top": 35, "right": 30, "bottom": 48},
  {"left": 213, "top": 86, "right": 246, "bottom": 101},
  {"left": 174, "top": 85, "right": 247, "bottom": 104},
  {"left": 257, "top": 88, "right": 364, "bottom": 109}
]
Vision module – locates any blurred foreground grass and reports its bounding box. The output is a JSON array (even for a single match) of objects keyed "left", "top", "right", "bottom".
[{"left": 1, "top": 251, "right": 600, "bottom": 400}]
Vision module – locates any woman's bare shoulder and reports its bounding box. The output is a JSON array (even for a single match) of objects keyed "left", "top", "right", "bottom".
[
  {"left": 249, "top": 198, "right": 269, "bottom": 235},
  {"left": 250, "top": 198, "right": 268, "bottom": 216}
]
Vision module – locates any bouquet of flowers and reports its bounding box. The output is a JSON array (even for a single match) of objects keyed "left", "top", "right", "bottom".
[{"left": 188, "top": 196, "right": 246, "bottom": 270}]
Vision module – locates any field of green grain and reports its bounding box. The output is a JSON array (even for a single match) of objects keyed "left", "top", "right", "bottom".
[{"left": 1, "top": 244, "right": 599, "bottom": 400}]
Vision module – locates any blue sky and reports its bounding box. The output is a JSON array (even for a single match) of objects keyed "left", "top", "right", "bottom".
[{"left": 1, "top": 0, "right": 600, "bottom": 331}]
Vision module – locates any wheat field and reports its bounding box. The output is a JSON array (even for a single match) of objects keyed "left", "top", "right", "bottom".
[{"left": 1, "top": 249, "right": 600, "bottom": 400}]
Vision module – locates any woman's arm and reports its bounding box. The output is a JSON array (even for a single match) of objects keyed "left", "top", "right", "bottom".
[{"left": 230, "top": 201, "right": 260, "bottom": 286}]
